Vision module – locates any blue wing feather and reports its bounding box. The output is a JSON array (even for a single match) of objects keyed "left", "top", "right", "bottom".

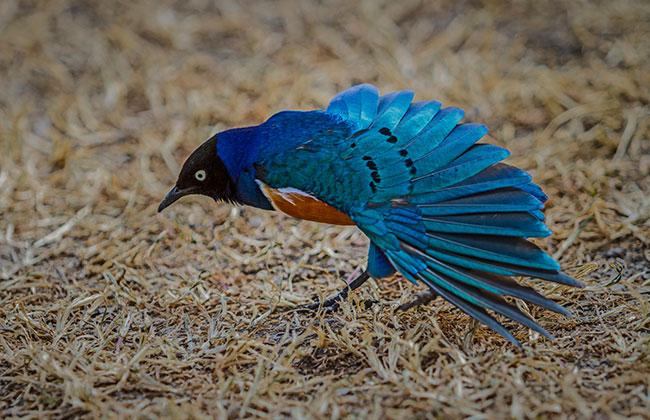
[
  {"left": 409, "top": 163, "right": 532, "bottom": 204},
  {"left": 372, "top": 90, "right": 415, "bottom": 131},
  {"left": 326, "top": 84, "right": 378, "bottom": 130},
  {"left": 417, "top": 187, "right": 544, "bottom": 215},
  {"left": 422, "top": 213, "right": 552, "bottom": 237}
]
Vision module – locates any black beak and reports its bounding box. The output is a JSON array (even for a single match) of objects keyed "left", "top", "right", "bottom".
[{"left": 158, "top": 186, "right": 193, "bottom": 213}]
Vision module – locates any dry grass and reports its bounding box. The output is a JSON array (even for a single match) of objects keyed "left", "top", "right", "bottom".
[{"left": 1, "top": 0, "right": 649, "bottom": 418}]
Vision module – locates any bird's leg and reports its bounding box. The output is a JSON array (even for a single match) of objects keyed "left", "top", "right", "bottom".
[
  {"left": 394, "top": 289, "right": 438, "bottom": 313},
  {"left": 297, "top": 270, "right": 372, "bottom": 312}
]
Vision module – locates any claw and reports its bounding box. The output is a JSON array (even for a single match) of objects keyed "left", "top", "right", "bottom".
[
  {"left": 294, "top": 297, "right": 378, "bottom": 313},
  {"left": 293, "top": 297, "right": 341, "bottom": 313},
  {"left": 360, "top": 298, "right": 378, "bottom": 310}
]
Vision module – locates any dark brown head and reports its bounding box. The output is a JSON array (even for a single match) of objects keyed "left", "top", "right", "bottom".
[{"left": 157, "top": 134, "right": 235, "bottom": 212}]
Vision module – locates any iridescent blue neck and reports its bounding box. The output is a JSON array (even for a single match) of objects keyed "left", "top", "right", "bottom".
[
  {"left": 214, "top": 110, "right": 350, "bottom": 209},
  {"left": 216, "top": 110, "right": 349, "bottom": 182}
]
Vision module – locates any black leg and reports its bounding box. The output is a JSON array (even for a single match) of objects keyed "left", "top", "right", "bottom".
[
  {"left": 296, "top": 270, "right": 372, "bottom": 312},
  {"left": 394, "top": 289, "right": 438, "bottom": 313}
]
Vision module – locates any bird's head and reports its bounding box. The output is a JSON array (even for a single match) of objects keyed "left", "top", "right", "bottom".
[{"left": 157, "top": 134, "right": 235, "bottom": 213}]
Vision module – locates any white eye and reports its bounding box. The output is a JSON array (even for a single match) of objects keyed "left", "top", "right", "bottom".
[{"left": 195, "top": 170, "right": 206, "bottom": 181}]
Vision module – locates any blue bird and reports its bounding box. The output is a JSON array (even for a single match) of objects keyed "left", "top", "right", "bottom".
[{"left": 158, "top": 84, "right": 583, "bottom": 346}]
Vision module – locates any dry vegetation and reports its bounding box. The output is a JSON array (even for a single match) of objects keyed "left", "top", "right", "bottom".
[{"left": 1, "top": 0, "right": 649, "bottom": 418}]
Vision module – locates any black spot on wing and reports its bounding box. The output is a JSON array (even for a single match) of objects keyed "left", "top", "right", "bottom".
[
  {"left": 371, "top": 171, "right": 381, "bottom": 183},
  {"left": 387, "top": 136, "right": 397, "bottom": 144},
  {"left": 405, "top": 159, "right": 413, "bottom": 167},
  {"left": 399, "top": 149, "right": 408, "bottom": 157},
  {"left": 369, "top": 181, "right": 377, "bottom": 193},
  {"left": 379, "top": 127, "right": 391, "bottom": 136},
  {"left": 362, "top": 155, "right": 372, "bottom": 161},
  {"left": 366, "top": 160, "right": 378, "bottom": 170}
]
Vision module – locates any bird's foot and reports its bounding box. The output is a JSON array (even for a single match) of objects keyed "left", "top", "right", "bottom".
[
  {"left": 395, "top": 289, "right": 438, "bottom": 313},
  {"left": 292, "top": 270, "right": 373, "bottom": 313},
  {"left": 294, "top": 295, "right": 343, "bottom": 312}
]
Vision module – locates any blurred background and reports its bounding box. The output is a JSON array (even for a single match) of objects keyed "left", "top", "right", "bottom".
[{"left": 1, "top": 0, "right": 649, "bottom": 418}]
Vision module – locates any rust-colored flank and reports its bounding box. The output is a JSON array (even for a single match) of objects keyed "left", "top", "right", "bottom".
[{"left": 259, "top": 183, "right": 354, "bottom": 225}]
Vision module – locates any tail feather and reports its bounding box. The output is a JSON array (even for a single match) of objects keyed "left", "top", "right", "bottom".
[
  {"left": 386, "top": 246, "right": 526, "bottom": 345},
  {"left": 419, "top": 269, "right": 553, "bottom": 341},
  {"left": 424, "top": 247, "right": 581, "bottom": 288},
  {"left": 401, "top": 242, "right": 571, "bottom": 316},
  {"left": 354, "top": 199, "right": 578, "bottom": 345},
  {"left": 415, "top": 271, "right": 521, "bottom": 347}
]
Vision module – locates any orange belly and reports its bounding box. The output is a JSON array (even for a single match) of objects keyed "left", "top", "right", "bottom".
[{"left": 258, "top": 182, "right": 354, "bottom": 226}]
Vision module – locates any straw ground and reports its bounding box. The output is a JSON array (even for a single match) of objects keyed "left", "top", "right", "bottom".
[{"left": 1, "top": 0, "right": 649, "bottom": 418}]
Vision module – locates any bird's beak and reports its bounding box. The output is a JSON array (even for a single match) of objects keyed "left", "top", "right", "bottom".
[{"left": 158, "top": 186, "right": 193, "bottom": 213}]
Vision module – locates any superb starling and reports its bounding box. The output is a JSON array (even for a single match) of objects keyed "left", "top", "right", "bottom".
[{"left": 158, "top": 84, "right": 582, "bottom": 346}]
